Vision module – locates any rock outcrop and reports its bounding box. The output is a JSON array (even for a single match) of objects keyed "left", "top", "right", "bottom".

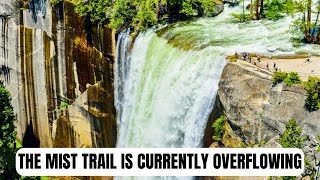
[
  {"left": 215, "top": 61, "right": 320, "bottom": 169},
  {"left": 218, "top": 61, "right": 320, "bottom": 144},
  {"left": 0, "top": 0, "right": 117, "bottom": 148}
]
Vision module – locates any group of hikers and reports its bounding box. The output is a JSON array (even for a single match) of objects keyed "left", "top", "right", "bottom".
[{"left": 236, "top": 52, "right": 279, "bottom": 72}]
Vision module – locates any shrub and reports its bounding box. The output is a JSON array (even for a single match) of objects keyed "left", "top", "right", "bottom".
[
  {"left": 212, "top": 115, "right": 225, "bottom": 142},
  {"left": 231, "top": 13, "right": 252, "bottom": 23},
  {"left": 279, "top": 119, "right": 306, "bottom": 149},
  {"left": 303, "top": 76, "right": 320, "bottom": 111},
  {"left": 284, "top": 72, "right": 301, "bottom": 86},
  {"left": 272, "top": 72, "right": 288, "bottom": 85}
]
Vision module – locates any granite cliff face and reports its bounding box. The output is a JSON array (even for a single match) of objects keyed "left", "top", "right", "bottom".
[
  {"left": 218, "top": 61, "right": 320, "bottom": 144},
  {"left": 214, "top": 61, "right": 320, "bottom": 169},
  {"left": 0, "top": 0, "right": 117, "bottom": 148}
]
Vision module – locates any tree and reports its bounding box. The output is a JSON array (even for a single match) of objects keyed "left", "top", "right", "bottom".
[
  {"left": 279, "top": 119, "right": 306, "bottom": 149},
  {"left": 74, "top": 0, "right": 112, "bottom": 25},
  {"left": 74, "top": 0, "right": 220, "bottom": 32},
  {"left": 306, "top": 0, "right": 312, "bottom": 42},
  {"left": 0, "top": 81, "right": 18, "bottom": 179},
  {"left": 260, "top": 0, "right": 264, "bottom": 17},
  {"left": 263, "top": 0, "right": 294, "bottom": 20},
  {"left": 303, "top": 76, "right": 320, "bottom": 111}
]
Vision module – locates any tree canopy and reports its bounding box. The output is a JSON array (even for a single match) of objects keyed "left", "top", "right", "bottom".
[
  {"left": 0, "top": 81, "right": 18, "bottom": 179},
  {"left": 73, "top": 0, "right": 220, "bottom": 32}
]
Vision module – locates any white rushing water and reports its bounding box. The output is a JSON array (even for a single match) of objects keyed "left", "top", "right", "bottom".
[
  {"left": 116, "top": 29, "right": 227, "bottom": 148},
  {"left": 115, "top": 4, "right": 320, "bottom": 179}
]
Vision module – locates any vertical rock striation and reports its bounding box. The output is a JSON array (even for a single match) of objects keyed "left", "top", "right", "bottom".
[{"left": 0, "top": 0, "right": 117, "bottom": 148}]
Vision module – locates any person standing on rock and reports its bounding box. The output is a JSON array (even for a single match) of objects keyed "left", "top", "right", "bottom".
[{"left": 243, "top": 52, "right": 247, "bottom": 60}]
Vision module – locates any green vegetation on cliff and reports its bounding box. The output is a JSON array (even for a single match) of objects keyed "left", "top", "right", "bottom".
[
  {"left": 279, "top": 119, "right": 305, "bottom": 180},
  {"left": 0, "top": 81, "right": 18, "bottom": 179},
  {"left": 279, "top": 119, "right": 306, "bottom": 148},
  {"left": 74, "top": 0, "right": 221, "bottom": 32},
  {"left": 279, "top": 120, "right": 320, "bottom": 179},
  {"left": 272, "top": 72, "right": 288, "bottom": 84},
  {"left": 303, "top": 76, "right": 320, "bottom": 111},
  {"left": 284, "top": 72, "right": 302, "bottom": 86},
  {"left": 272, "top": 71, "right": 301, "bottom": 86},
  {"left": 212, "top": 115, "right": 225, "bottom": 142}
]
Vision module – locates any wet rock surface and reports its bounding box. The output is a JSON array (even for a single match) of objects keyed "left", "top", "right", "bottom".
[{"left": 0, "top": 0, "right": 117, "bottom": 148}]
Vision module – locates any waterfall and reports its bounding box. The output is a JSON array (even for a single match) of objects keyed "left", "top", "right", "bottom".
[
  {"left": 115, "top": 5, "right": 320, "bottom": 149},
  {"left": 116, "top": 29, "right": 227, "bottom": 148},
  {"left": 115, "top": 29, "right": 133, "bottom": 125},
  {"left": 114, "top": 3, "right": 320, "bottom": 180}
]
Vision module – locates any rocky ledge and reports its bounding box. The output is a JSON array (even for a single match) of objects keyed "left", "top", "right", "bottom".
[{"left": 206, "top": 60, "right": 320, "bottom": 174}]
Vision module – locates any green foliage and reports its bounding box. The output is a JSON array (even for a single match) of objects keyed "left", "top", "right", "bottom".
[
  {"left": 200, "top": 0, "right": 218, "bottom": 16},
  {"left": 21, "top": 176, "right": 41, "bottom": 180},
  {"left": 264, "top": 0, "right": 284, "bottom": 20},
  {"left": 317, "top": 134, "right": 320, "bottom": 152},
  {"left": 272, "top": 72, "right": 288, "bottom": 84},
  {"left": 289, "top": 17, "right": 306, "bottom": 43},
  {"left": 131, "top": 0, "right": 159, "bottom": 32},
  {"left": 16, "top": 140, "right": 22, "bottom": 149},
  {"left": 74, "top": 0, "right": 220, "bottom": 31},
  {"left": 108, "top": 0, "right": 133, "bottom": 29},
  {"left": 284, "top": 72, "right": 301, "bottom": 86},
  {"left": 303, "top": 76, "right": 320, "bottom": 111},
  {"left": 304, "top": 157, "right": 316, "bottom": 178},
  {"left": 263, "top": 0, "right": 294, "bottom": 20},
  {"left": 50, "top": 0, "right": 62, "bottom": 4},
  {"left": 231, "top": 13, "right": 252, "bottom": 23},
  {"left": 179, "top": 0, "right": 216, "bottom": 17},
  {"left": 75, "top": 0, "right": 112, "bottom": 25},
  {"left": 279, "top": 119, "right": 306, "bottom": 149},
  {"left": 0, "top": 81, "right": 18, "bottom": 179},
  {"left": 281, "top": 176, "right": 295, "bottom": 180},
  {"left": 272, "top": 72, "right": 301, "bottom": 86},
  {"left": 212, "top": 115, "right": 225, "bottom": 142}
]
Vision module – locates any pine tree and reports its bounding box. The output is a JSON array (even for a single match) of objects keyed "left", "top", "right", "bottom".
[{"left": 0, "top": 81, "right": 18, "bottom": 179}]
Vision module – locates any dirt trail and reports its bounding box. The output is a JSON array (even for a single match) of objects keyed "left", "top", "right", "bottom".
[{"left": 233, "top": 55, "right": 320, "bottom": 81}]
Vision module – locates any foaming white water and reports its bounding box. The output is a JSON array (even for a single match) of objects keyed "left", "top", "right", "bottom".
[
  {"left": 116, "top": 30, "right": 227, "bottom": 148},
  {"left": 115, "top": 29, "right": 133, "bottom": 125}
]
